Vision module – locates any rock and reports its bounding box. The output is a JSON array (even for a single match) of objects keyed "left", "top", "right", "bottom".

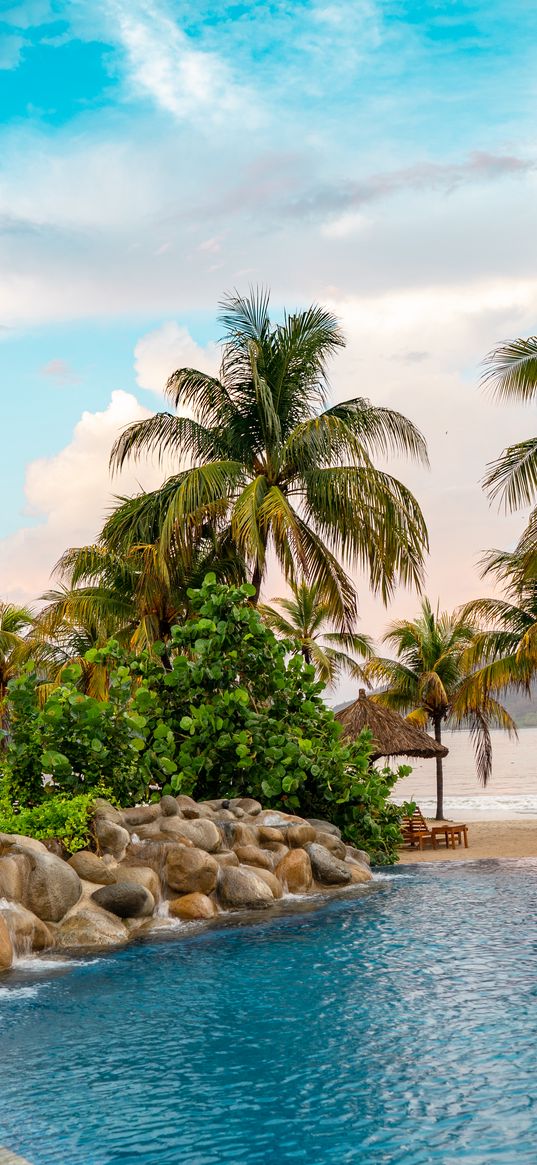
[
  {"left": 160, "top": 795, "right": 180, "bottom": 817},
  {"left": 163, "top": 818, "right": 221, "bottom": 853},
  {"left": 255, "top": 811, "right": 305, "bottom": 828},
  {"left": 94, "top": 816, "right": 130, "bottom": 860},
  {"left": 286, "top": 823, "right": 317, "bottom": 848},
  {"left": 211, "top": 810, "right": 236, "bottom": 823},
  {"left": 133, "top": 820, "right": 167, "bottom": 841},
  {"left": 228, "top": 797, "right": 263, "bottom": 816},
  {"left": 114, "top": 864, "right": 161, "bottom": 901},
  {"left": 166, "top": 847, "right": 218, "bottom": 895},
  {"left": 264, "top": 843, "right": 288, "bottom": 867},
  {"left": 213, "top": 850, "right": 240, "bottom": 868},
  {"left": 168, "top": 893, "right": 216, "bottom": 920},
  {"left": 257, "top": 826, "right": 285, "bottom": 846},
  {"left": 247, "top": 867, "right": 283, "bottom": 899},
  {"left": 233, "top": 807, "right": 245, "bottom": 819},
  {"left": 306, "top": 843, "right": 352, "bottom": 886},
  {"left": 0, "top": 853, "right": 29, "bottom": 901},
  {"left": 22, "top": 850, "right": 82, "bottom": 922},
  {"left": 0, "top": 832, "right": 48, "bottom": 855},
  {"left": 0, "top": 902, "right": 53, "bottom": 953},
  {"left": 91, "top": 883, "right": 154, "bottom": 919},
  {"left": 175, "top": 795, "right": 203, "bottom": 819},
  {"left": 345, "top": 845, "right": 371, "bottom": 866},
  {"left": 68, "top": 851, "right": 117, "bottom": 885},
  {"left": 92, "top": 798, "right": 125, "bottom": 825},
  {"left": 314, "top": 831, "right": 347, "bottom": 860},
  {"left": 348, "top": 862, "right": 372, "bottom": 884},
  {"left": 275, "top": 848, "right": 313, "bottom": 893},
  {"left": 157, "top": 817, "right": 196, "bottom": 840},
  {"left": 222, "top": 821, "right": 258, "bottom": 848},
  {"left": 218, "top": 866, "right": 274, "bottom": 910},
  {"left": 306, "top": 818, "right": 342, "bottom": 839},
  {"left": 200, "top": 799, "right": 230, "bottom": 812},
  {"left": 126, "top": 841, "right": 190, "bottom": 880},
  {"left": 54, "top": 904, "right": 128, "bottom": 950},
  {"left": 122, "top": 804, "right": 161, "bottom": 828},
  {"left": 234, "top": 845, "right": 273, "bottom": 870},
  {"left": 0, "top": 915, "right": 13, "bottom": 970}
]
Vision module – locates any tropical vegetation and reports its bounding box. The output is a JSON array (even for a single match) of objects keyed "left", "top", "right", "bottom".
[
  {"left": 260, "top": 580, "right": 373, "bottom": 686},
  {"left": 365, "top": 598, "right": 516, "bottom": 819}
]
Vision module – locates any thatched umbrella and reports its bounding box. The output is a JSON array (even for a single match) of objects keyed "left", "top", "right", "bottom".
[{"left": 335, "top": 690, "right": 448, "bottom": 760}]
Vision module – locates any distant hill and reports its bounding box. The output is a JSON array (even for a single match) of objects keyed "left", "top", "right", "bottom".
[{"left": 334, "top": 690, "right": 537, "bottom": 728}]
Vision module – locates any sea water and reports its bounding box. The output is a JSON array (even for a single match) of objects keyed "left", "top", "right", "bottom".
[{"left": 1, "top": 861, "right": 537, "bottom": 1163}]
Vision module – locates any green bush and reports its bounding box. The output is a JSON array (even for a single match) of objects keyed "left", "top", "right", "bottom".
[
  {"left": 1, "top": 577, "right": 408, "bottom": 862},
  {"left": 0, "top": 789, "right": 101, "bottom": 854}
]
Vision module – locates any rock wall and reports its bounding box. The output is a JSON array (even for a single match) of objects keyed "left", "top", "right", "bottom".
[{"left": 0, "top": 796, "right": 372, "bottom": 971}]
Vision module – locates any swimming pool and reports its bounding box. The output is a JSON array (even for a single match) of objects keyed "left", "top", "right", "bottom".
[{"left": 1, "top": 860, "right": 536, "bottom": 1164}]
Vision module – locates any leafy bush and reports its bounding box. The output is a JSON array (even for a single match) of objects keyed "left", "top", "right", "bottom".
[
  {"left": 1, "top": 577, "right": 408, "bottom": 862},
  {"left": 0, "top": 789, "right": 100, "bottom": 854}
]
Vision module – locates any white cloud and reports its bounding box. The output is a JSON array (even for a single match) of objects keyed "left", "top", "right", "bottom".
[
  {"left": 133, "top": 321, "right": 220, "bottom": 396},
  {"left": 108, "top": 0, "right": 255, "bottom": 125},
  {"left": 0, "top": 390, "right": 169, "bottom": 604},
  {"left": 0, "top": 34, "right": 26, "bottom": 70}
]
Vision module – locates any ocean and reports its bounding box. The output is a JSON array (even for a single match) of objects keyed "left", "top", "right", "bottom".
[{"left": 392, "top": 727, "right": 537, "bottom": 820}]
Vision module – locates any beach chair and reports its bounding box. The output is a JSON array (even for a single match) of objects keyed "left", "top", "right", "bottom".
[{"left": 401, "top": 807, "right": 436, "bottom": 850}]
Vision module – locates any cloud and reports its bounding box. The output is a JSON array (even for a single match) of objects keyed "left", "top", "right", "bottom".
[
  {"left": 108, "top": 0, "right": 255, "bottom": 125},
  {"left": 0, "top": 34, "right": 27, "bottom": 70},
  {"left": 40, "top": 357, "right": 80, "bottom": 384},
  {"left": 0, "top": 390, "right": 170, "bottom": 605},
  {"left": 134, "top": 321, "right": 219, "bottom": 396}
]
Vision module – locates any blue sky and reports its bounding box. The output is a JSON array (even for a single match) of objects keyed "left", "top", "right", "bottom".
[{"left": 1, "top": 0, "right": 537, "bottom": 646}]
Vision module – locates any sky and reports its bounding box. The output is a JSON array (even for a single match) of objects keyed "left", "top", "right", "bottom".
[{"left": 1, "top": 0, "right": 537, "bottom": 697}]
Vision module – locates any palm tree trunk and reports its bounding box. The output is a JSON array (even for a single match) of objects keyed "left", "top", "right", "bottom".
[
  {"left": 251, "top": 561, "right": 263, "bottom": 606},
  {"left": 433, "top": 714, "right": 444, "bottom": 820}
]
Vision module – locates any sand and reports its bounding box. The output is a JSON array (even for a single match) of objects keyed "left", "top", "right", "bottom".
[{"left": 398, "top": 818, "right": 537, "bottom": 863}]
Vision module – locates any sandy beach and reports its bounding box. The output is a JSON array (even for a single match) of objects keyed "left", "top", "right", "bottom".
[{"left": 398, "top": 818, "right": 537, "bottom": 863}]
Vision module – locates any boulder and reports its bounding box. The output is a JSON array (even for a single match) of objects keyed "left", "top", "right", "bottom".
[
  {"left": 0, "top": 915, "right": 13, "bottom": 971},
  {"left": 345, "top": 845, "right": 371, "bottom": 867},
  {"left": 218, "top": 866, "right": 274, "bottom": 910},
  {"left": 160, "top": 795, "right": 180, "bottom": 817},
  {"left": 175, "top": 795, "right": 202, "bottom": 819},
  {"left": 122, "top": 804, "right": 161, "bottom": 828},
  {"left": 247, "top": 867, "right": 283, "bottom": 899},
  {"left": 257, "top": 826, "right": 285, "bottom": 846},
  {"left": 163, "top": 818, "right": 221, "bottom": 853},
  {"left": 0, "top": 902, "right": 53, "bottom": 953},
  {"left": 223, "top": 821, "right": 258, "bottom": 848},
  {"left": 275, "top": 848, "right": 313, "bottom": 894},
  {"left": 255, "top": 811, "right": 305, "bottom": 828},
  {"left": 94, "top": 816, "right": 130, "bottom": 860},
  {"left": 114, "top": 864, "right": 161, "bottom": 901},
  {"left": 68, "top": 851, "right": 117, "bottom": 885},
  {"left": 234, "top": 845, "right": 273, "bottom": 871},
  {"left": 314, "top": 831, "right": 347, "bottom": 860},
  {"left": 286, "top": 823, "right": 317, "bottom": 848},
  {"left": 166, "top": 847, "right": 218, "bottom": 895},
  {"left": 91, "top": 883, "right": 154, "bottom": 919},
  {"left": 22, "top": 850, "right": 82, "bottom": 922},
  {"left": 213, "top": 850, "right": 240, "bottom": 868},
  {"left": 211, "top": 810, "right": 236, "bottom": 823},
  {"left": 306, "top": 818, "right": 342, "bottom": 839},
  {"left": 168, "top": 893, "right": 216, "bottom": 920},
  {"left": 0, "top": 832, "right": 48, "bottom": 855},
  {"left": 126, "top": 841, "right": 190, "bottom": 878},
  {"left": 92, "top": 798, "right": 125, "bottom": 825},
  {"left": 0, "top": 852, "right": 29, "bottom": 901},
  {"left": 306, "top": 843, "right": 352, "bottom": 886},
  {"left": 200, "top": 799, "right": 230, "bottom": 812},
  {"left": 348, "top": 862, "right": 372, "bottom": 885},
  {"left": 228, "top": 797, "right": 263, "bottom": 817},
  {"left": 133, "top": 820, "right": 168, "bottom": 841},
  {"left": 54, "top": 904, "right": 128, "bottom": 950}
]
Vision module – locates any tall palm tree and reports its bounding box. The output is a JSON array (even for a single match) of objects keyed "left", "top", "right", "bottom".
[
  {"left": 0, "top": 603, "right": 34, "bottom": 737},
  {"left": 482, "top": 335, "right": 537, "bottom": 510},
  {"left": 365, "top": 598, "right": 515, "bottom": 819},
  {"left": 109, "top": 290, "right": 429, "bottom": 628},
  {"left": 260, "top": 580, "right": 373, "bottom": 687}
]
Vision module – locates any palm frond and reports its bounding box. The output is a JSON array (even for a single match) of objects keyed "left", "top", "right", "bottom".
[{"left": 482, "top": 336, "right": 537, "bottom": 403}]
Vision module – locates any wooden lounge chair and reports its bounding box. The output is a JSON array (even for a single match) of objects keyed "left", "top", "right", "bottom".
[{"left": 401, "top": 807, "right": 469, "bottom": 850}]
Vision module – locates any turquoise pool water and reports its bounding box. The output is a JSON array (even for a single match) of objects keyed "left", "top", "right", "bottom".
[{"left": 1, "top": 860, "right": 537, "bottom": 1164}]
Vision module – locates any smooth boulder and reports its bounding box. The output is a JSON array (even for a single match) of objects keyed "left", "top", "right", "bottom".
[
  {"left": 91, "top": 883, "right": 154, "bottom": 919},
  {"left": 0, "top": 853, "right": 29, "bottom": 901},
  {"left": 164, "top": 818, "right": 221, "bottom": 853},
  {"left": 23, "top": 850, "right": 82, "bottom": 922},
  {"left": 54, "top": 904, "right": 128, "bottom": 949},
  {"left": 285, "top": 823, "right": 316, "bottom": 848},
  {"left": 306, "top": 843, "right": 352, "bottom": 886},
  {"left": 114, "top": 864, "right": 160, "bottom": 901},
  {"left": 314, "top": 831, "right": 347, "bottom": 860},
  {"left": 275, "top": 848, "right": 313, "bottom": 893},
  {"left": 166, "top": 846, "right": 218, "bottom": 895},
  {"left": 94, "top": 816, "right": 130, "bottom": 859},
  {"left": 0, "top": 902, "right": 53, "bottom": 953},
  {"left": 234, "top": 845, "right": 273, "bottom": 870},
  {"left": 168, "top": 893, "right": 216, "bottom": 920},
  {"left": 68, "top": 851, "right": 117, "bottom": 885},
  {"left": 218, "top": 866, "right": 274, "bottom": 910},
  {"left": 0, "top": 915, "right": 13, "bottom": 970}
]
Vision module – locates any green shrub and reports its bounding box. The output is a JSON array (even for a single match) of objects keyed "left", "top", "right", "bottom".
[{"left": 0, "top": 789, "right": 101, "bottom": 854}]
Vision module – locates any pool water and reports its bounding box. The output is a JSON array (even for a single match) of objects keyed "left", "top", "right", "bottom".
[{"left": 1, "top": 860, "right": 537, "bottom": 1164}]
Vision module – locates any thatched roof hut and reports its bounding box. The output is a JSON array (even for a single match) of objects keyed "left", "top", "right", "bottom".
[{"left": 335, "top": 690, "right": 449, "bottom": 760}]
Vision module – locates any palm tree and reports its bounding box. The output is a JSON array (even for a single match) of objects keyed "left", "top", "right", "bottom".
[
  {"left": 365, "top": 598, "right": 515, "bottom": 819},
  {"left": 109, "top": 289, "right": 429, "bottom": 628},
  {"left": 260, "top": 580, "right": 373, "bottom": 686},
  {"left": 482, "top": 335, "right": 537, "bottom": 511},
  {"left": 0, "top": 603, "right": 34, "bottom": 736}
]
